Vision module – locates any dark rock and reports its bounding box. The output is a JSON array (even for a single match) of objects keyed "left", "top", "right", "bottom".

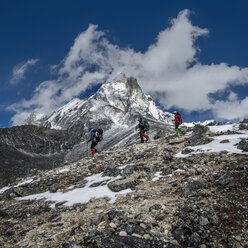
[
  {"left": 149, "top": 204, "right": 162, "bottom": 212},
  {"left": 181, "top": 148, "right": 194, "bottom": 154},
  {"left": 218, "top": 173, "right": 241, "bottom": 187},
  {"left": 48, "top": 212, "right": 61, "bottom": 222},
  {"left": 0, "top": 210, "right": 8, "bottom": 218},
  {"left": 103, "top": 164, "right": 121, "bottom": 177},
  {"left": 120, "top": 223, "right": 147, "bottom": 236},
  {"left": 88, "top": 164, "right": 96, "bottom": 170},
  {"left": 121, "top": 164, "right": 135, "bottom": 177},
  {"left": 155, "top": 214, "right": 166, "bottom": 221},
  {"left": 55, "top": 201, "right": 68, "bottom": 208},
  {"left": 189, "top": 232, "right": 201, "bottom": 246},
  {"left": 172, "top": 228, "right": 187, "bottom": 246},
  {"left": 92, "top": 233, "right": 166, "bottom": 248},
  {"left": 182, "top": 180, "right": 203, "bottom": 198},
  {"left": 193, "top": 125, "right": 209, "bottom": 134},
  {"left": 107, "top": 209, "right": 125, "bottom": 221},
  {"left": 70, "top": 226, "right": 84, "bottom": 236},
  {"left": 237, "top": 139, "right": 248, "bottom": 152},
  {"left": 49, "top": 183, "right": 60, "bottom": 193},
  {"left": 188, "top": 134, "right": 212, "bottom": 146},
  {"left": 227, "top": 162, "right": 244, "bottom": 170},
  {"left": 107, "top": 180, "right": 136, "bottom": 192}
]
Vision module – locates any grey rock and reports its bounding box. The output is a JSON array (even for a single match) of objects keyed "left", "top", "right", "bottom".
[
  {"left": 107, "top": 209, "right": 125, "bottom": 221},
  {"left": 181, "top": 148, "right": 194, "bottom": 154},
  {"left": 120, "top": 223, "right": 147, "bottom": 236},
  {"left": 237, "top": 139, "right": 248, "bottom": 152},
  {"left": 172, "top": 228, "right": 187, "bottom": 245},
  {"left": 199, "top": 216, "right": 209, "bottom": 226},
  {"left": 188, "top": 134, "right": 212, "bottom": 146},
  {"left": 107, "top": 180, "right": 136, "bottom": 192},
  {"left": 49, "top": 183, "right": 60, "bottom": 193},
  {"left": 91, "top": 234, "right": 166, "bottom": 248},
  {"left": 103, "top": 164, "right": 121, "bottom": 177},
  {"left": 182, "top": 180, "right": 203, "bottom": 198},
  {"left": 189, "top": 232, "right": 201, "bottom": 246},
  {"left": 121, "top": 164, "right": 135, "bottom": 177},
  {"left": 193, "top": 125, "right": 209, "bottom": 134},
  {"left": 219, "top": 173, "right": 241, "bottom": 187},
  {"left": 149, "top": 204, "right": 162, "bottom": 212}
]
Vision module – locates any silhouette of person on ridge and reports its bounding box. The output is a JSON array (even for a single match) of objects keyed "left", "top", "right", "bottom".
[
  {"left": 137, "top": 117, "right": 149, "bottom": 143},
  {"left": 172, "top": 111, "right": 184, "bottom": 135},
  {"left": 87, "top": 128, "right": 103, "bottom": 155}
]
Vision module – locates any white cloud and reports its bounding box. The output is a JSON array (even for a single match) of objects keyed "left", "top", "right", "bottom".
[
  {"left": 8, "top": 9, "right": 248, "bottom": 125},
  {"left": 10, "top": 59, "right": 39, "bottom": 85}
]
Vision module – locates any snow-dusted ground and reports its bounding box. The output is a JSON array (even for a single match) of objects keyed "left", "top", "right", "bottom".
[
  {"left": 176, "top": 124, "right": 248, "bottom": 158},
  {"left": 17, "top": 169, "right": 133, "bottom": 207}
]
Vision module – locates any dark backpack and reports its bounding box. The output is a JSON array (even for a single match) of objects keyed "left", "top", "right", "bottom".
[
  {"left": 144, "top": 120, "right": 150, "bottom": 130},
  {"left": 95, "top": 129, "right": 103, "bottom": 142}
]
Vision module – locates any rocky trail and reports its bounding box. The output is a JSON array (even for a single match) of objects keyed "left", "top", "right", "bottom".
[{"left": 0, "top": 125, "right": 247, "bottom": 247}]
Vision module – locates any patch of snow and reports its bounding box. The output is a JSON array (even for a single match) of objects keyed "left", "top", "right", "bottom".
[
  {"left": 0, "top": 178, "right": 34, "bottom": 194},
  {"left": 152, "top": 171, "right": 163, "bottom": 182},
  {"left": 57, "top": 168, "right": 70, "bottom": 174},
  {"left": 0, "top": 186, "right": 10, "bottom": 194},
  {"left": 176, "top": 132, "right": 248, "bottom": 158},
  {"left": 16, "top": 179, "right": 34, "bottom": 187},
  {"left": 183, "top": 120, "right": 216, "bottom": 127},
  {"left": 17, "top": 172, "right": 133, "bottom": 207},
  {"left": 208, "top": 124, "right": 238, "bottom": 133}
]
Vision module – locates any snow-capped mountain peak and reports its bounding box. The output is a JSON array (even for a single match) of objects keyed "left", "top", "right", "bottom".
[{"left": 25, "top": 75, "right": 173, "bottom": 130}]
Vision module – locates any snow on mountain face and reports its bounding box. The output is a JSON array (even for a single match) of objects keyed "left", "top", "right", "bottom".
[
  {"left": 94, "top": 76, "right": 172, "bottom": 122},
  {"left": 26, "top": 76, "right": 173, "bottom": 130}
]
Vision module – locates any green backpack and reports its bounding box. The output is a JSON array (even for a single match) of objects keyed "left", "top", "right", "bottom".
[{"left": 144, "top": 120, "right": 150, "bottom": 130}]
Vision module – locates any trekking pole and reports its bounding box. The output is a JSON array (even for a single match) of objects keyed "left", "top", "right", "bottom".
[{"left": 87, "top": 142, "right": 89, "bottom": 157}]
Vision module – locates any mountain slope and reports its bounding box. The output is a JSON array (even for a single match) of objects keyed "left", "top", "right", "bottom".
[{"left": 0, "top": 123, "right": 247, "bottom": 247}]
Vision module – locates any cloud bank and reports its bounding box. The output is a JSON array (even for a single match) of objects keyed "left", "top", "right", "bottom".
[
  {"left": 10, "top": 59, "right": 39, "bottom": 85},
  {"left": 8, "top": 9, "right": 248, "bottom": 125}
]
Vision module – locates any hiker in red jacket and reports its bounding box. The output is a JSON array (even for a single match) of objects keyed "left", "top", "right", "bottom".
[{"left": 172, "top": 111, "right": 184, "bottom": 134}]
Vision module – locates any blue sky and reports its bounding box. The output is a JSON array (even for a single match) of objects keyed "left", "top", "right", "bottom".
[{"left": 1, "top": 0, "right": 248, "bottom": 127}]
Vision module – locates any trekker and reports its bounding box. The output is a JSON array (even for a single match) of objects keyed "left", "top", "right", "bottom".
[
  {"left": 137, "top": 117, "right": 149, "bottom": 143},
  {"left": 172, "top": 111, "right": 184, "bottom": 134},
  {"left": 87, "top": 128, "right": 103, "bottom": 155}
]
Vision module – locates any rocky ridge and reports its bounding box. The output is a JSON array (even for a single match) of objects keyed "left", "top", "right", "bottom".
[{"left": 0, "top": 124, "right": 247, "bottom": 248}]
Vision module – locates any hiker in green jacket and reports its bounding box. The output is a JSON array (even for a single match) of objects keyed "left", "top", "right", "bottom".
[{"left": 172, "top": 111, "right": 184, "bottom": 134}]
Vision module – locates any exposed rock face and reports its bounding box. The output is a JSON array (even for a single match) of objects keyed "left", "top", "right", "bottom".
[
  {"left": 0, "top": 125, "right": 82, "bottom": 187},
  {"left": 0, "top": 126, "right": 247, "bottom": 248}
]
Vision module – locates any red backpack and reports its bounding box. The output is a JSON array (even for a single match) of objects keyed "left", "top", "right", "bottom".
[{"left": 176, "top": 113, "right": 183, "bottom": 124}]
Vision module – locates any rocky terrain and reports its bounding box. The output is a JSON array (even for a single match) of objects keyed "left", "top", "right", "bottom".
[{"left": 0, "top": 124, "right": 247, "bottom": 248}]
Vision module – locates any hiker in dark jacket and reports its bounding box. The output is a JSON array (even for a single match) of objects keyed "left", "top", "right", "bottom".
[
  {"left": 172, "top": 111, "right": 184, "bottom": 134},
  {"left": 137, "top": 117, "right": 149, "bottom": 143},
  {"left": 87, "top": 128, "right": 99, "bottom": 155}
]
